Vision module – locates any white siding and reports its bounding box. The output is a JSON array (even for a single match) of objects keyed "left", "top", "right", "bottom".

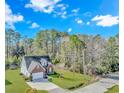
[{"left": 21, "top": 58, "right": 30, "bottom": 77}]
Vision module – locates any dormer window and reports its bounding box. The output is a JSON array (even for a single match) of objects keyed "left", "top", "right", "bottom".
[{"left": 40, "top": 58, "right": 47, "bottom": 66}]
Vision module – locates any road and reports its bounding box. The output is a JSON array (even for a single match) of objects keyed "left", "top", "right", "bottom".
[{"left": 68, "top": 72, "right": 119, "bottom": 93}]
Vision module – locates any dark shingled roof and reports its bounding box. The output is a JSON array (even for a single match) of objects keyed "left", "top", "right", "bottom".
[{"left": 23, "top": 56, "right": 51, "bottom": 69}]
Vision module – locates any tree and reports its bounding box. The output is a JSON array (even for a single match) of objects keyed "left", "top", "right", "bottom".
[
  {"left": 11, "top": 43, "right": 25, "bottom": 59},
  {"left": 15, "top": 32, "right": 21, "bottom": 45},
  {"left": 70, "top": 35, "right": 87, "bottom": 74},
  {"left": 5, "top": 30, "right": 9, "bottom": 59},
  {"left": 26, "top": 38, "right": 34, "bottom": 55},
  {"left": 35, "top": 30, "right": 49, "bottom": 55},
  {"left": 106, "top": 36, "right": 119, "bottom": 72},
  {"left": 80, "top": 41, "right": 87, "bottom": 74},
  {"left": 5, "top": 29, "right": 22, "bottom": 58},
  {"left": 5, "top": 29, "right": 14, "bottom": 57},
  {"left": 5, "top": 28, "right": 119, "bottom": 75}
]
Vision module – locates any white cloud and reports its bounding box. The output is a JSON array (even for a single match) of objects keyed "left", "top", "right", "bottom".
[
  {"left": 83, "top": 12, "right": 92, "bottom": 17},
  {"left": 57, "top": 4, "right": 68, "bottom": 11},
  {"left": 26, "top": 21, "right": 32, "bottom": 24},
  {"left": 25, "top": 0, "right": 61, "bottom": 14},
  {"left": 87, "top": 22, "right": 90, "bottom": 25},
  {"left": 30, "top": 22, "right": 40, "bottom": 28},
  {"left": 61, "top": 11, "right": 67, "bottom": 18},
  {"left": 67, "top": 28, "right": 72, "bottom": 32},
  {"left": 54, "top": 11, "right": 67, "bottom": 19},
  {"left": 68, "top": 8, "right": 80, "bottom": 17},
  {"left": 25, "top": 0, "right": 69, "bottom": 19},
  {"left": 72, "top": 8, "right": 80, "bottom": 14},
  {"left": 53, "top": 3, "right": 68, "bottom": 19},
  {"left": 5, "top": 3, "right": 24, "bottom": 29},
  {"left": 75, "top": 18, "right": 83, "bottom": 24},
  {"left": 54, "top": 8, "right": 80, "bottom": 18},
  {"left": 91, "top": 15, "right": 119, "bottom": 27}
]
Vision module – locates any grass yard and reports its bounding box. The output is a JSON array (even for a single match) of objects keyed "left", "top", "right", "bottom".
[
  {"left": 105, "top": 85, "right": 119, "bottom": 93},
  {"left": 49, "top": 69, "right": 94, "bottom": 89},
  {"left": 5, "top": 69, "right": 48, "bottom": 93}
]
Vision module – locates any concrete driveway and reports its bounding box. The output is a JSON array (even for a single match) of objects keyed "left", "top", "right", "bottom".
[
  {"left": 27, "top": 79, "right": 64, "bottom": 93},
  {"left": 69, "top": 72, "right": 119, "bottom": 93}
]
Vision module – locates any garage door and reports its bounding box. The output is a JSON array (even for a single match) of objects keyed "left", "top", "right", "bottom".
[{"left": 32, "top": 72, "right": 43, "bottom": 80}]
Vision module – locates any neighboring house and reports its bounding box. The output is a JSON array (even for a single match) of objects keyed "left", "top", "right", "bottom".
[
  {"left": 21, "top": 56, "right": 54, "bottom": 80},
  {"left": 10, "top": 63, "right": 18, "bottom": 70}
]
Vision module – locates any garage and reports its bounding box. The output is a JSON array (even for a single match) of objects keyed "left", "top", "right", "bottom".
[{"left": 32, "top": 72, "right": 44, "bottom": 80}]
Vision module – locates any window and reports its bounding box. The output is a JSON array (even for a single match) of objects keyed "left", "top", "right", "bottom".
[
  {"left": 49, "top": 67, "right": 52, "bottom": 72},
  {"left": 40, "top": 58, "right": 47, "bottom": 66}
]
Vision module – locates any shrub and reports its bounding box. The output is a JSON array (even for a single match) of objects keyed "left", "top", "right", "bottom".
[
  {"left": 19, "top": 73, "right": 23, "bottom": 75},
  {"left": 48, "top": 77, "right": 52, "bottom": 82},
  {"left": 5, "top": 63, "right": 10, "bottom": 70},
  {"left": 6, "top": 56, "right": 13, "bottom": 64},
  {"left": 68, "top": 86, "right": 75, "bottom": 90},
  {"left": 52, "top": 58, "right": 60, "bottom": 65},
  {"left": 111, "top": 63, "right": 119, "bottom": 72},
  {"left": 25, "top": 88, "right": 37, "bottom": 93},
  {"left": 6, "top": 56, "right": 20, "bottom": 65},
  {"left": 29, "top": 76, "right": 32, "bottom": 81},
  {"left": 96, "top": 66, "right": 108, "bottom": 75},
  {"left": 12, "top": 56, "right": 20, "bottom": 64},
  {"left": 59, "top": 74, "right": 64, "bottom": 78},
  {"left": 48, "top": 72, "right": 60, "bottom": 78},
  {"left": 23, "top": 76, "right": 32, "bottom": 81}
]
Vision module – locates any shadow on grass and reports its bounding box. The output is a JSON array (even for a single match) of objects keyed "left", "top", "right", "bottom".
[
  {"left": 5, "top": 80, "right": 12, "bottom": 85},
  {"left": 49, "top": 73, "right": 76, "bottom": 81},
  {"left": 48, "top": 72, "right": 60, "bottom": 78},
  {"left": 63, "top": 77, "right": 76, "bottom": 81}
]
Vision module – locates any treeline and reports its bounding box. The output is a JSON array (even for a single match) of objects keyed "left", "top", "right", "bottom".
[{"left": 5, "top": 29, "right": 119, "bottom": 75}]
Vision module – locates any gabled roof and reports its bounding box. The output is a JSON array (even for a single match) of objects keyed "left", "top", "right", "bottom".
[
  {"left": 28, "top": 61, "right": 46, "bottom": 73},
  {"left": 23, "top": 56, "right": 51, "bottom": 69}
]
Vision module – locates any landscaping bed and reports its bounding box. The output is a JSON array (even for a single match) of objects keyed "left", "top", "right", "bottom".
[
  {"left": 5, "top": 69, "right": 48, "bottom": 93},
  {"left": 48, "top": 69, "right": 94, "bottom": 90}
]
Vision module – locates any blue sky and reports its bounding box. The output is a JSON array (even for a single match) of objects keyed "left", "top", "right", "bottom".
[{"left": 5, "top": 0, "right": 119, "bottom": 38}]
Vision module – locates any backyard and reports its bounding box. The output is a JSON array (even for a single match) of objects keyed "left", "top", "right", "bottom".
[{"left": 5, "top": 69, "right": 48, "bottom": 93}]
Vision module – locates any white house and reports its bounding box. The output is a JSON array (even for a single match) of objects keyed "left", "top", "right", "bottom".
[{"left": 20, "top": 56, "right": 54, "bottom": 80}]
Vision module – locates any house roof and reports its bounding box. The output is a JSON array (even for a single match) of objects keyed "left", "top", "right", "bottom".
[
  {"left": 23, "top": 56, "right": 51, "bottom": 69},
  {"left": 28, "top": 60, "right": 46, "bottom": 73}
]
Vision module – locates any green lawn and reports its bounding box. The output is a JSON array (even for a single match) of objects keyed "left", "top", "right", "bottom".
[
  {"left": 49, "top": 69, "right": 94, "bottom": 89},
  {"left": 5, "top": 69, "right": 48, "bottom": 93},
  {"left": 105, "top": 85, "right": 119, "bottom": 93}
]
